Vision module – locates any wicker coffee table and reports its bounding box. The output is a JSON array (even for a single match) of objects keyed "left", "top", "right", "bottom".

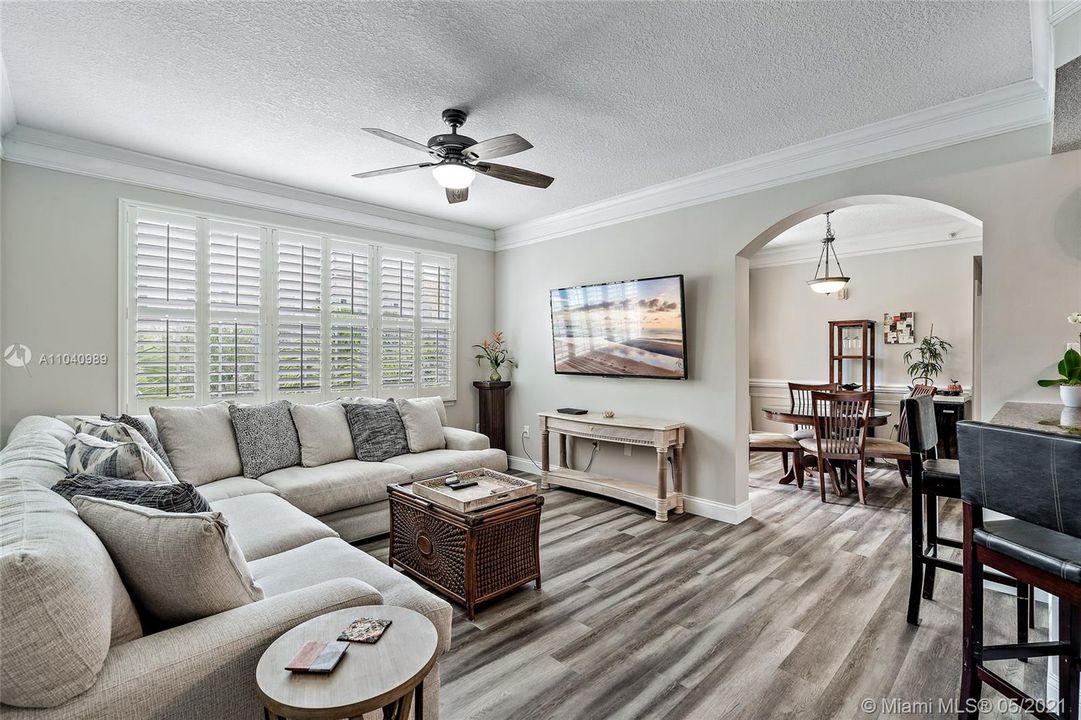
[{"left": 387, "top": 477, "right": 543, "bottom": 619}]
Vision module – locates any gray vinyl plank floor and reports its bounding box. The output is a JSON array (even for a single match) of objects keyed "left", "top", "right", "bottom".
[{"left": 359, "top": 456, "right": 1050, "bottom": 719}]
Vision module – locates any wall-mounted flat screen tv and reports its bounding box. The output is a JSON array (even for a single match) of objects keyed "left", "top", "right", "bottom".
[{"left": 550, "top": 274, "right": 687, "bottom": 379}]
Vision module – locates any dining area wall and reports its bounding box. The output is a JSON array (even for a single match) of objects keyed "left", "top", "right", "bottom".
[{"left": 750, "top": 239, "right": 981, "bottom": 437}]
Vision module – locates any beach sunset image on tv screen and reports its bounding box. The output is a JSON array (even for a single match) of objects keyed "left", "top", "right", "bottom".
[{"left": 550, "top": 275, "right": 687, "bottom": 379}]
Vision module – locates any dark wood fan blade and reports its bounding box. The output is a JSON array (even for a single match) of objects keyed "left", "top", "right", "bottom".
[
  {"left": 362, "top": 128, "right": 431, "bottom": 153},
  {"left": 351, "top": 163, "right": 431, "bottom": 179},
  {"left": 464, "top": 133, "right": 533, "bottom": 160},
  {"left": 475, "top": 162, "right": 554, "bottom": 188},
  {"left": 446, "top": 186, "right": 469, "bottom": 204}
]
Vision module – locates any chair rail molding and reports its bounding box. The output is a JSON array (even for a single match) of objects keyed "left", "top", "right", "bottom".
[
  {"left": 495, "top": 78, "right": 1050, "bottom": 251},
  {"left": 748, "top": 378, "right": 970, "bottom": 398},
  {"left": 0, "top": 125, "right": 496, "bottom": 252}
]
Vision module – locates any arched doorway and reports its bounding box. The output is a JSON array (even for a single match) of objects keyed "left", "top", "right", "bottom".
[{"left": 737, "top": 194, "right": 983, "bottom": 511}]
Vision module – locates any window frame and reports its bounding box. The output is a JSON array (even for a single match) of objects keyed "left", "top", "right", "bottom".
[{"left": 118, "top": 199, "right": 457, "bottom": 413}]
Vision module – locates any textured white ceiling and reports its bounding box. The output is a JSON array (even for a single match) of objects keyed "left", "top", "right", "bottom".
[
  {"left": 764, "top": 203, "right": 981, "bottom": 251},
  {"left": 1, "top": 1, "right": 1032, "bottom": 230}
]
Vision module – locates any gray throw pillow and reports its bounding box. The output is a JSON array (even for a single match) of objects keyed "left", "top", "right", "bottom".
[
  {"left": 290, "top": 402, "right": 356, "bottom": 467},
  {"left": 73, "top": 496, "right": 264, "bottom": 627},
  {"left": 228, "top": 401, "right": 301, "bottom": 478},
  {"left": 344, "top": 401, "right": 410, "bottom": 462},
  {"left": 101, "top": 414, "right": 174, "bottom": 472},
  {"left": 66, "top": 433, "right": 178, "bottom": 484},
  {"left": 395, "top": 398, "right": 446, "bottom": 453},
  {"left": 151, "top": 403, "right": 243, "bottom": 486},
  {"left": 54, "top": 474, "right": 211, "bottom": 513}
]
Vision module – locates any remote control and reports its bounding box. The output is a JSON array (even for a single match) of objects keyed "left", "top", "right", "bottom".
[{"left": 448, "top": 480, "right": 478, "bottom": 490}]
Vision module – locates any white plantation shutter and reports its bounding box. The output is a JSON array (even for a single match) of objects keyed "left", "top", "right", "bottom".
[
  {"left": 133, "top": 208, "right": 198, "bottom": 400},
  {"left": 329, "top": 241, "right": 370, "bottom": 392},
  {"left": 277, "top": 322, "right": 322, "bottom": 392},
  {"left": 122, "top": 202, "right": 457, "bottom": 410},
  {"left": 419, "top": 255, "right": 455, "bottom": 396},
  {"left": 380, "top": 326, "right": 416, "bottom": 387}
]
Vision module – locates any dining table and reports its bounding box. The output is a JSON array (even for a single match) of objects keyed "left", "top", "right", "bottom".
[{"left": 760, "top": 403, "right": 893, "bottom": 484}]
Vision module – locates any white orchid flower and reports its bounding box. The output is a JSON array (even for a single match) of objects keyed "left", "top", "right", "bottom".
[{"left": 1069, "top": 312, "right": 1081, "bottom": 324}]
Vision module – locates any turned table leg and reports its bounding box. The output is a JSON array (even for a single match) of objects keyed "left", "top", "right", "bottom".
[
  {"left": 655, "top": 447, "right": 669, "bottom": 521},
  {"left": 540, "top": 429, "right": 550, "bottom": 488},
  {"left": 558, "top": 433, "right": 567, "bottom": 469},
  {"left": 673, "top": 442, "right": 684, "bottom": 513}
]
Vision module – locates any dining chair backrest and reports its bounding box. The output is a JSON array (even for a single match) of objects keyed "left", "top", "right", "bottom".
[
  {"left": 789, "top": 382, "right": 840, "bottom": 429},
  {"left": 957, "top": 421, "right": 1081, "bottom": 538},
  {"left": 898, "top": 385, "right": 937, "bottom": 446},
  {"left": 810, "top": 390, "right": 872, "bottom": 457},
  {"left": 903, "top": 394, "right": 939, "bottom": 456}
]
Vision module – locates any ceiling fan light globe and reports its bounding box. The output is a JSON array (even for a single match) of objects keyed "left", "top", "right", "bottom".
[
  {"left": 432, "top": 163, "right": 476, "bottom": 189},
  {"left": 807, "top": 277, "right": 850, "bottom": 295}
]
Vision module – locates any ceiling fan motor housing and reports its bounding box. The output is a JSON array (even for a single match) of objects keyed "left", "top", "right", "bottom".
[{"left": 429, "top": 108, "right": 475, "bottom": 160}]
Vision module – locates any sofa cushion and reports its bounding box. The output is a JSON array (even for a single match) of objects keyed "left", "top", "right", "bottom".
[
  {"left": 248, "top": 537, "right": 452, "bottom": 654},
  {"left": 209, "top": 493, "right": 339, "bottom": 561},
  {"left": 229, "top": 401, "right": 302, "bottom": 478},
  {"left": 396, "top": 398, "right": 447, "bottom": 453},
  {"left": 0, "top": 417, "right": 72, "bottom": 487},
  {"left": 0, "top": 477, "right": 142, "bottom": 708},
  {"left": 198, "top": 476, "right": 280, "bottom": 502},
  {"left": 344, "top": 402, "right": 410, "bottom": 462},
  {"left": 100, "top": 413, "right": 174, "bottom": 472},
  {"left": 151, "top": 402, "right": 243, "bottom": 486},
  {"left": 443, "top": 426, "right": 492, "bottom": 452},
  {"left": 66, "top": 432, "right": 178, "bottom": 483},
  {"left": 53, "top": 474, "right": 212, "bottom": 513},
  {"left": 74, "top": 496, "right": 264, "bottom": 627},
  {"left": 258, "top": 460, "right": 409, "bottom": 517},
  {"left": 385, "top": 448, "right": 509, "bottom": 480},
  {"left": 290, "top": 401, "right": 356, "bottom": 467}
]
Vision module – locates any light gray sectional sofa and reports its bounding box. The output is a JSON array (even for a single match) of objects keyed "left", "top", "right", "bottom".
[{"left": 0, "top": 407, "right": 508, "bottom": 719}]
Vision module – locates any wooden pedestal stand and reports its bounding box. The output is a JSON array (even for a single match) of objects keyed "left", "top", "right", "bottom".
[{"left": 473, "top": 381, "right": 510, "bottom": 451}]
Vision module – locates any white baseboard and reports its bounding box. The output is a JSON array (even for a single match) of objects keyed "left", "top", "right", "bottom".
[{"left": 508, "top": 455, "right": 752, "bottom": 525}]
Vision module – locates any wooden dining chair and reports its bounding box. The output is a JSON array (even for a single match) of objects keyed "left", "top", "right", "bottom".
[
  {"left": 748, "top": 431, "right": 804, "bottom": 486},
  {"left": 787, "top": 382, "right": 840, "bottom": 441},
  {"left": 799, "top": 390, "right": 872, "bottom": 503}
]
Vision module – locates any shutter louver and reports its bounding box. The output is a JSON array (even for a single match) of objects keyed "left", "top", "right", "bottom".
[
  {"left": 418, "top": 255, "right": 454, "bottom": 394},
  {"left": 134, "top": 318, "right": 196, "bottom": 399},
  {"left": 330, "top": 246, "right": 369, "bottom": 317},
  {"left": 135, "top": 216, "right": 197, "bottom": 308},
  {"left": 209, "top": 321, "right": 261, "bottom": 397},
  {"left": 278, "top": 234, "right": 322, "bottom": 314},
  {"left": 380, "top": 255, "right": 415, "bottom": 319},
  {"left": 420, "top": 261, "right": 452, "bottom": 322},
  {"left": 331, "top": 325, "right": 368, "bottom": 390},
  {"left": 209, "top": 221, "right": 261, "bottom": 311},
  {"left": 380, "top": 327, "right": 415, "bottom": 387},
  {"left": 421, "top": 328, "right": 452, "bottom": 387},
  {"left": 277, "top": 322, "right": 322, "bottom": 392}
]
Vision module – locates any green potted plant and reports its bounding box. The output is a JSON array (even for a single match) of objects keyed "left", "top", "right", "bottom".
[
  {"left": 903, "top": 324, "right": 952, "bottom": 388},
  {"left": 1037, "top": 313, "right": 1081, "bottom": 407},
  {"left": 473, "top": 331, "right": 518, "bottom": 382}
]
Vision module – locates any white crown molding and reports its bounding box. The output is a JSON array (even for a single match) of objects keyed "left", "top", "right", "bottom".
[
  {"left": 495, "top": 79, "right": 1050, "bottom": 251},
  {"left": 506, "top": 455, "right": 752, "bottom": 525},
  {"left": 1049, "top": 0, "right": 1081, "bottom": 25},
  {"left": 0, "top": 56, "right": 15, "bottom": 137},
  {"left": 749, "top": 227, "right": 982, "bottom": 268},
  {"left": 0, "top": 126, "right": 496, "bottom": 252}
]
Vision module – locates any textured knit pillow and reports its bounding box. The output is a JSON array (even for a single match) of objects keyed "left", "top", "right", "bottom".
[
  {"left": 54, "top": 474, "right": 211, "bottom": 513},
  {"left": 228, "top": 400, "right": 301, "bottom": 478},
  {"left": 73, "top": 496, "right": 264, "bottom": 627},
  {"left": 100, "top": 414, "right": 173, "bottom": 472},
  {"left": 66, "top": 433, "right": 177, "bottom": 483},
  {"left": 395, "top": 398, "right": 447, "bottom": 453},
  {"left": 344, "top": 401, "right": 410, "bottom": 462}
]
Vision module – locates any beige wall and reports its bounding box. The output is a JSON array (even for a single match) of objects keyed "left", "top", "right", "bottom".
[
  {"left": 750, "top": 240, "right": 981, "bottom": 391},
  {"left": 496, "top": 126, "right": 1080, "bottom": 515},
  {"left": 0, "top": 162, "right": 496, "bottom": 440}
]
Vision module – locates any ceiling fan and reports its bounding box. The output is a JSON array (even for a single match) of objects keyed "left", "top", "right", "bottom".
[{"left": 353, "top": 108, "right": 554, "bottom": 204}]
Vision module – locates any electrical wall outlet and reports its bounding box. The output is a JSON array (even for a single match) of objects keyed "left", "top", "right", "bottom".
[
  {"left": 475, "top": 423, "right": 480, "bottom": 432},
  {"left": 522, "top": 425, "right": 530, "bottom": 438},
  {"left": 624, "top": 444, "right": 632, "bottom": 457}
]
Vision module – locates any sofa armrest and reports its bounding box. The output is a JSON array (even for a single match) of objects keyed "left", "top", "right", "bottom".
[
  {"left": 2, "top": 579, "right": 382, "bottom": 720},
  {"left": 443, "top": 426, "right": 490, "bottom": 451}
]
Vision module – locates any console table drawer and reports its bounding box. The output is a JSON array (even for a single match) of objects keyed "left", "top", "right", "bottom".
[{"left": 545, "top": 417, "right": 657, "bottom": 445}]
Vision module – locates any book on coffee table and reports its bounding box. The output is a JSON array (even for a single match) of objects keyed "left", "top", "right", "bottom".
[
  {"left": 338, "top": 617, "right": 392, "bottom": 644},
  {"left": 285, "top": 640, "right": 348, "bottom": 673}
]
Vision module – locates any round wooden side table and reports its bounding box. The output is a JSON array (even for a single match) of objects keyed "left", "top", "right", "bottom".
[{"left": 256, "top": 605, "right": 438, "bottom": 720}]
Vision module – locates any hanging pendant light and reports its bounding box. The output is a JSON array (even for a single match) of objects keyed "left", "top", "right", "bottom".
[{"left": 807, "top": 210, "right": 850, "bottom": 295}]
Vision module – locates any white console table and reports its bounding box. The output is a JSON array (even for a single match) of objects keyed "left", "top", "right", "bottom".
[{"left": 537, "top": 411, "right": 686, "bottom": 521}]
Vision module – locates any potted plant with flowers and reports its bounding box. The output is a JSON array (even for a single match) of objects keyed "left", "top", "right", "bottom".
[
  {"left": 1037, "top": 313, "right": 1081, "bottom": 408},
  {"left": 473, "top": 331, "right": 518, "bottom": 382}
]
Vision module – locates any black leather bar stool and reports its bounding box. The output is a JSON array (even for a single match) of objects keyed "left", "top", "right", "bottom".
[
  {"left": 957, "top": 421, "right": 1081, "bottom": 719},
  {"left": 904, "top": 395, "right": 1031, "bottom": 635}
]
